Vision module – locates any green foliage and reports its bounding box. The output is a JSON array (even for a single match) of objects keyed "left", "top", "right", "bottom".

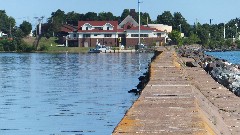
[
  {"left": 17, "top": 41, "right": 34, "bottom": 52},
  {"left": 120, "top": 9, "right": 130, "bottom": 21},
  {"left": 19, "top": 21, "right": 32, "bottom": 37},
  {"left": 225, "top": 39, "right": 234, "bottom": 47},
  {"left": 168, "top": 30, "right": 183, "bottom": 45},
  {"left": 84, "top": 12, "right": 98, "bottom": 21},
  {"left": 66, "top": 11, "right": 84, "bottom": 26},
  {"left": 157, "top": 11, "right": 173, "bottom": 26},
  {"left": 38, "top": 44, "right": 49, "bottom": 51},
  {"left": 0, "top": 39, "right": 15, "bottom": 51},
  {"left": 0, "top": 10, "right": 16, "bottom": 35},
  {"left": 183, "top": 33, "right": 200, "bottom": 45},
  {"left": 49, "top": 9, "right": 66, "bottom": 35},
  {"left": 98, "top": 12, "right": 115, "bottom": 21},
  {"left": 236, "top": 40, "right": 240, "bottom": 49},
  {"left": 0, "top": 39, "right": 10, "bottom": 51}
]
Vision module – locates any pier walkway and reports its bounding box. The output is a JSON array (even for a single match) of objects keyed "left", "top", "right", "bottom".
[{"left": 113, "top": 47, "right": 240, "bottom": 135}]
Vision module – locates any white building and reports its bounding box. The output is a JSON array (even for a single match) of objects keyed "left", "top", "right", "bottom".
[
  {"left": 0, "top": 31, "right": 8, "bottom": 38},
  {"left": 61, "top": 15, "right": 170, "bottom": 47}
]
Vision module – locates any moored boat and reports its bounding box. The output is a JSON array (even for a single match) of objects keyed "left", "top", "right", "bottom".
[{"left": 88, "top": 39, "right": 111, "bottom": 53}]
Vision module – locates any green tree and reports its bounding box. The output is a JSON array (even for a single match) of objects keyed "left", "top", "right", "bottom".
[
  {"left": 66, "top": 11, "right": 84, "bottom": 25},
  {"left": 120, "top": 9, "right": 130, "bottom": 21},
  {"left": 173, "top": 12, "right": 190, "bottom": 36},
  {"left": 156, "top": 11, "right": 173, "bottom": 26},
  {"left": 141, "top": 12, "right": 151, "bottom": 25},
  {"left": 84, "top": 12, "right": 98, "bottom": 21},
  {"left": 98, "top": 12, "right": 115, "bottom": 21},
  {"left": 48, "top": 9, "right": 66, "bottom": 36},
  {"left": 19, "top": 21, "right": 32, "bottom": 37},
  {"left": 195, "top": 23, "right": 210, "bottom": 47},
  {"left": 0, "top": 10, "right": 16, "bottom": 36},
  {"left": 168, "top": 30, "right": 183, "bottom": 45},
  {"left": 236, "top": 40, "right": 240, "bottom": 49},
  {"left": 183, "top": 32, "right": 200, "bottom": 45}
]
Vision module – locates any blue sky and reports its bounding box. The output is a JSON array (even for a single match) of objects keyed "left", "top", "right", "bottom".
[{"left": 0, "top": 0, "right": 240, "bottom": 26}]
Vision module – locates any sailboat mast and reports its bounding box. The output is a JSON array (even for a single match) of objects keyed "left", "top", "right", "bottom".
[{"left": 138, "top": 0, "right": 140, "bottom": 45}]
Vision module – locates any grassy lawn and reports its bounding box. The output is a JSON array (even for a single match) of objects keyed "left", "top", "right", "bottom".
[{"left": 24, "top": 37, "right": 90, "bottom": 53}]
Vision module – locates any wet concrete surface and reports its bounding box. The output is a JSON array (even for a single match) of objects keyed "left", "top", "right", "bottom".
[{"left": 113, "top": 47, "right": 240, "bottom": 135}]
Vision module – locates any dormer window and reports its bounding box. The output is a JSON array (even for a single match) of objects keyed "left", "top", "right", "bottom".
[{"left": 107, "top": 27, "right": 109, "bottom": 30}]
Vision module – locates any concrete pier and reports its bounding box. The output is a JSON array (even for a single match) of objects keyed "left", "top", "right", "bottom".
[{"left": 112, "top": 47, "right": 240, "bottom": 135}]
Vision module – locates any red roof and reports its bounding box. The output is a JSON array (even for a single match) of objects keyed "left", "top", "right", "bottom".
[
  {"left": 61, "top": 20, "right": 163, "bottom": 33},
  {"left": 125, "top": 25, "right": 161, "bottom": 31},
  {"left": 78, "top": 21, "right": 118, "bottom": 32},
  {"left": 61, "top": 24, "right": 78, "bottom": 32}
]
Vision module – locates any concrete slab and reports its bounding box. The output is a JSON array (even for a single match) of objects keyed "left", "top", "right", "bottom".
[{"left": 113, "top": 47, "right": 240, "bottom": 135}]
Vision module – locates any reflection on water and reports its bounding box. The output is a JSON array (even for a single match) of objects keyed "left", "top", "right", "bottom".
[{"left": 0, "top": 52, "right": 153, "bottom": 135}]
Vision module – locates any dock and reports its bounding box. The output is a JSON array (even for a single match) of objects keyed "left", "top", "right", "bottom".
[{"left": 112, "top": 46, "right": 240, "bottom": 135}]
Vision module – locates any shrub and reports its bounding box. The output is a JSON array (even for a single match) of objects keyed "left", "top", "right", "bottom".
[{"left": 39, "top": 44, "right": 49, "bottom": 51}]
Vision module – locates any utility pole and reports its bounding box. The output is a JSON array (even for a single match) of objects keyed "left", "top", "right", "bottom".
[
  {"left": 138, "top": 0, "right": 141, "bottom": 45},
  {"left": 195, "top": 18, "right": 198, "bottom": 34},
  {"left": 209, "top": 19, "right": 213, "bottom": 42}
]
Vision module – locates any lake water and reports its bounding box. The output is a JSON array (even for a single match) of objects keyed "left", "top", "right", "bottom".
[
  {"left": 205, "top": 51, "right": 240, "bottom": 64},
  {"left": 0, "top": 52, "right": 153, "bottom": 135}
]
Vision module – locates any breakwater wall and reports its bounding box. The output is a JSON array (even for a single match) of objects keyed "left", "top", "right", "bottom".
[
  {"left": 128, "top": 50, "right": 162, "bottom": 95},
  {"left": 113, "top": 46, "right": 240, "bottom": 135},
  {"left": 178, "top": 45, "right": 240, "bottom": 96}
]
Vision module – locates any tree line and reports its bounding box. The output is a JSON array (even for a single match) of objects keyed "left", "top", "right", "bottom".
[
  {"left": 0, "top": 10, "right": 33, "bottom": 52},
  {"left": 1, "top": 9, "right": 240, "bottom": 52}
]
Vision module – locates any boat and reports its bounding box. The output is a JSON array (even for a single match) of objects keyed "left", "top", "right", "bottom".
[
  {"left": 88, "top": 48, "right": 101, "bottom": 53},
  {"left": 88, "top": 40, "right": 110, "bottom": 53}
]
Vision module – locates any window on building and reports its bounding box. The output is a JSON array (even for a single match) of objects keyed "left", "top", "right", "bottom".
[
  {"left": 83, "top": 34, "right": 90, "bottom": 38},
  {"left": 131, "top": 34, "right": 148, "bottom": 37},
  {"left": 140, "top": 34, "right": 149, "bottom": 37},
  {"left": 95, "top": 27, "right": 103, "bottom": 30},
  {"left": 107, "top": 27, "right": 110, "bottom": 30},
  {"left": 94, "top": 34, "right": 101, "bottom": 36},
  {"left": 73, "top": 34, "right": 77, "bottom": 37},
  {"left": 131, "top": 34, "right": 138, "bottom": 37},
  {"left": 86, "top": 27, "right": 88, "bottom": 30},
  {"left": 104, "top": 34, "right": 112, "bottom": 37},
  {"left": 157, "top": 33, "right": 161, "bottom": 37}
]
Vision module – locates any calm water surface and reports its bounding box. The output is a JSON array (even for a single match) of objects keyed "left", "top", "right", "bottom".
[
  {"left": 0, "top": 52, "right": 153, "bottom": 135},
  {"left": 205, "top": 51, "right": 240, "bottom": 64}
]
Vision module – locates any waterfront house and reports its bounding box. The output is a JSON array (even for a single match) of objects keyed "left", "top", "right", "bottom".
[{"left": 61, "top": 16, "right": 170, "bottom": 48}]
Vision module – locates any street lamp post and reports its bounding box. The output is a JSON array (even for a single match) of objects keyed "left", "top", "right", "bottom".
[
  {"left": 209, "top": 19, "right": 213, "bottom": 41},
  {"left": 179, "top": 24, "right": 182, "bottom": 33}
]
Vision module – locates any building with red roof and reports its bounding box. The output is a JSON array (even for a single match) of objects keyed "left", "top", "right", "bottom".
[{"left": 61, "top": 15, "right": 169, "bottom": 48}]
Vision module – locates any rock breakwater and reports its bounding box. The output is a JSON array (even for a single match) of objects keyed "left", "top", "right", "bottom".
[{"left": 178, "top": 45, "right": 240, "bottom": 96}]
